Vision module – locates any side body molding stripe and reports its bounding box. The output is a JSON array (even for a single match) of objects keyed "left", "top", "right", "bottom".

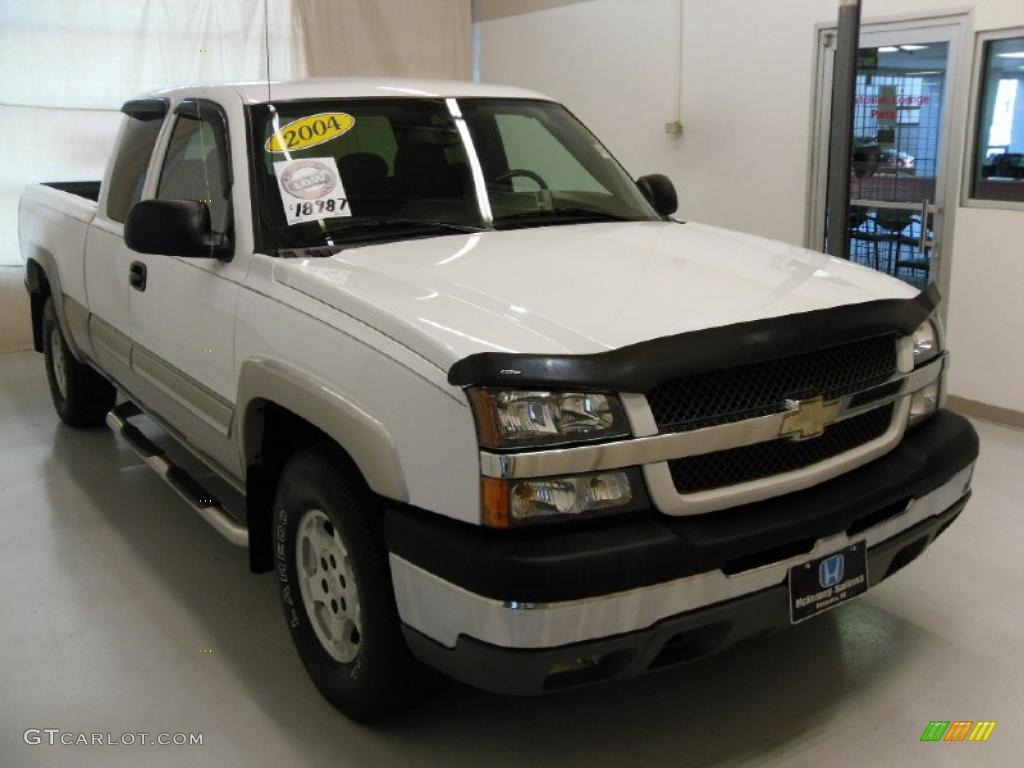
[
  {"left": 132, "top": 345, "right": 234, "bottom": 437},
  {"left": 236, "top": 358, "right": 408, "bottom": 501},
  {"left": 89, "top": 315, "right": 131, "bottom": 368},
  {"left": 448, "top": 284, "right": 940, "bottom": 390},
  {"left": 87, "top": 315, "right": 235, "bottom": 438}
]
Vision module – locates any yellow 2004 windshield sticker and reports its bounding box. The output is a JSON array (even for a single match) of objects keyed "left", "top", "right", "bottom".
[{"left": 265, "top": 113, "right": 355, "bottom": 153}]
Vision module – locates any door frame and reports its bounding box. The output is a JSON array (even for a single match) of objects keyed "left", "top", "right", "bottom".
[{"left": 806, "top": 9, "right": 973, "bottom": 314}]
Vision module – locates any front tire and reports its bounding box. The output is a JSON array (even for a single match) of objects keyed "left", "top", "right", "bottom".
[
  {"left": 273, "top": 447, "right": 433, "bottom": 722},
  {"left": 42, "top": 297, "right": 116, "bottom": 428}
]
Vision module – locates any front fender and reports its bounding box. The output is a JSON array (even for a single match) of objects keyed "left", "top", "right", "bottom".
[{"left": 236, "top": 357, "right": 408, "bottom": 501}]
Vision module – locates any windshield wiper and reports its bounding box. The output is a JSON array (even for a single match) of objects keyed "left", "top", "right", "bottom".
[
  {"left": 494, "top": 207, "right": 637, "bottom": 227},
  {"left": 310, "top": 218, "right": 489, "bottom": 242}
]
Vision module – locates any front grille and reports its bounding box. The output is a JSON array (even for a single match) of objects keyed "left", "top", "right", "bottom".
[
  {"left": 667, "top": 404, "right": 895, "bottom": 494},
  {"left": 647, "top": 335, "right": 898, "bottom": 432}
]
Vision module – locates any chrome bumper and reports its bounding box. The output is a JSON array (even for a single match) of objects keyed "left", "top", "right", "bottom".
[{"left": 390, "top": 463, "right": 973, "bottom": 650}]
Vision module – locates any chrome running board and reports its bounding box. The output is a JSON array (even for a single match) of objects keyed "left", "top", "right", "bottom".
[{"left": 106, "top": 402, "right": 249, "bottom": 547}]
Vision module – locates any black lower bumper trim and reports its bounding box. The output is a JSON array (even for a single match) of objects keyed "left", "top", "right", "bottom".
[
  {"left": 404, "top": 495, "right": 968, "bottom": 695},
  {"left": 387, "top": 410, "right": 979, "bottom": 603}
]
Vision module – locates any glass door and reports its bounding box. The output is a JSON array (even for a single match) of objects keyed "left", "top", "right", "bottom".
[
  {"left": 849, "top": 33, "right": 948, "bottom": 289},
  {"left": 810, "top": 19, "right": 966, "bottom": 292}
]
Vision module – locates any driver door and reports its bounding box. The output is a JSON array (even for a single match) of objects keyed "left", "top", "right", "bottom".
[{"left": 126, "top": 98, "right": 241, "bottom": 478}]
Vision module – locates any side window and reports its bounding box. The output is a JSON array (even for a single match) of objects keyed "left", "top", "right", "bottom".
[
  {"left": 157, "top": 108, "right": 232, "bottom": 234},
  {"left": 106, "top": 114, "right": 164, "bottom": 222}
]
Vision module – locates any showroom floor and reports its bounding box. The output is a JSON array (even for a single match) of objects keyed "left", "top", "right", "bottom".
[{"left": 0, "top": 349, "right": 1021, "bottom": 768}]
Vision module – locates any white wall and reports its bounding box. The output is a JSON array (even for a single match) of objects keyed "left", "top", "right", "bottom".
[
  {"left": 477, "top": 0, "right": 683, "bottom": 181},
  {"left": 477, "top": 0, "right": 1024, "bottom": 413}
]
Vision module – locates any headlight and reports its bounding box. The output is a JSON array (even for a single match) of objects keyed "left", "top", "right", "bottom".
[
  {"left": 908, "top": 317, "right": 944, "bottom": 428},
  {"left": 468, "top": 389, "right": 630, "bottom": 448},
  {"left": 481, "top": 469, "right": 646, "bottom": 527},
  {"left": 912, "top": 319, "right": 940, "bottom": 365}
]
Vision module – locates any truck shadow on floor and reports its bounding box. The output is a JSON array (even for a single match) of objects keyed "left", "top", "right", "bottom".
[{"left": 45, "top": 423, "right": 929, "bottom": 768}]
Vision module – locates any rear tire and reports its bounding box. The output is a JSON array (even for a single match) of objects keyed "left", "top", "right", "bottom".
[
  {"left": 42, "top": 297, "right": 116, "bottom": 428},
  {"left": 273, "top": 446, "right": 434, "bottom": 722}
]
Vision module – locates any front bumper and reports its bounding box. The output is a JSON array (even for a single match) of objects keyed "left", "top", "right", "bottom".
[{"left": 386, "top": 410, "right": 978, "bottom": 694}]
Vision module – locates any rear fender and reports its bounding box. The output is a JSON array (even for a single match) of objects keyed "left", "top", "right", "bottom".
[{"left": 24, "top": 249, "right": 89, "bottom": 361}]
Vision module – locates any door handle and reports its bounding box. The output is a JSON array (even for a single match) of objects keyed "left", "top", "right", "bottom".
[{"left": 129, "top": 261, "right": 147, "bottom": 292}]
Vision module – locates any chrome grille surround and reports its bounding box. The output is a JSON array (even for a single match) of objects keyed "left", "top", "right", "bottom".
[{"left": 479, "top": 338, "right": 945, "bottom": 517}]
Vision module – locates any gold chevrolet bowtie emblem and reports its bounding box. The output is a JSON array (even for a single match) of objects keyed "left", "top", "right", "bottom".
[{"left": 779, "top": 397, "right": 843, "bottom": 439}]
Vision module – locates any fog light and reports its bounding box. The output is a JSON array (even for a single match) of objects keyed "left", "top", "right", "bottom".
[
  {"left": 482, "top": 469, "right": 642, "bottom": 527},
  {"left": 909, "top": 381, "right": 940, "bottom": 427},
  {"left": 511, "top": 471, "right": 632, "bottom": 521}
]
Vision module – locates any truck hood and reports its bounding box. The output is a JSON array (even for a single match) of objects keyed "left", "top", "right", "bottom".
[{"left": 274, "top": 221, "right": 919, "bottom": 373}]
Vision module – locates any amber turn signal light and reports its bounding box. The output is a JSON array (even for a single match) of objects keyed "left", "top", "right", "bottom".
[{"left": 481, "top": 477, "right": 510, "bottom": 528}]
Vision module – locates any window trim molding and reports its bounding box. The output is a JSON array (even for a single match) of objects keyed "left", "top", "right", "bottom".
[
  {"left": 961, "top": 26, "right": 1024, "bottom": 212},
  {"left": 121, "top": 98, "right": 169, "bottom": 121}
]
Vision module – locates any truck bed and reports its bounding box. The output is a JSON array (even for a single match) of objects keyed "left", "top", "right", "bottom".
[{"left": 18, "top": 182, "right": 100, "bottom": 310}]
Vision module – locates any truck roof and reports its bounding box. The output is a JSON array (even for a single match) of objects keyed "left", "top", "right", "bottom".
[{"left": 147, "top": 77, "right": 552, "bottom": 105}]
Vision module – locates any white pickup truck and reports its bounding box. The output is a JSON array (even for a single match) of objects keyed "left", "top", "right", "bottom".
[{"left": 19, "top": 78, "right": 978, "bottom": 721}]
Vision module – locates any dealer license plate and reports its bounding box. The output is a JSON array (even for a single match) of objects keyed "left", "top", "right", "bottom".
[{"left": 788, "top": 540, "right": 868, "bottom": 624}]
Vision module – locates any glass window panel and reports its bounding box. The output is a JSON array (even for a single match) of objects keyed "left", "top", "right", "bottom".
[
  {"left": 972, "top": 36, "right": 1024, "bottom": 203},
  {"left": 493, "top": 113, "right": 605, "bottom": 193},
  {"left": 106, "top": 114, "right": 164, "bottom": 222},
  {"left": 157, "top": 111, "right": 232, "bottom": 234}
]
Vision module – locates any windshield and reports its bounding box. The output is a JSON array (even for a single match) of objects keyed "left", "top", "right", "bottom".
[{"left": 247, "top": 97, "right": 660, "bottom": 251}]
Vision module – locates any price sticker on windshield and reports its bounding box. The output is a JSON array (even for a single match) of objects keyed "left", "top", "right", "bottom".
[{"left": 273, "top": 157, "right": 352, "bottom": 225}]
